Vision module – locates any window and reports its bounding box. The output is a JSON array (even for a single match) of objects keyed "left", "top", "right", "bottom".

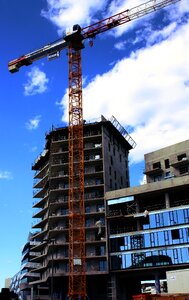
[
  {"left": 99, "top": 260, "right": 107, "bottom": 271},
  {"left": 95, "top": 165, "right": 103, "bottom": 172},
  {"left": 96, "top": 246, "right": 105, "bottom": 256},
  {"left": 109, "top": 166, "right": 111, "bottom": 175},
  {"left": 179, "top": 165, "right": 188, "bottom": 175},
  {"left": 96, "top": 178, "right": 103, "bottom": 185},
  {"left": 85, "top": 219, "right": 91, "bottom": 227},
  {"left": 85, "top": 206, "right": 90, "bottom": 213},
  {"left": 114, "top": 171, "right": 117, "bottom": 180},
  {"left": 164, "top": 171, "right": 171, "bottom": 179},
  {"left": 119, "top": 154, "right": 122, "bottom": 162},
  {"left": 164, "top": 159, "right": 170, "bottom": 169},
  {"left": 153, "top": 162, "right": 161, "bottom": 169},
  {"left": 178, "top": 153, "right": 186, "bottom": 161},
  {"left": 110, "top": 156, "right": 113, "bottom": 165},
  {"left": 171, "top": 229, "right": 180, "bottom": 240},
  {"left": 153, "top": 175, "right": 162, "bottom": 182}
]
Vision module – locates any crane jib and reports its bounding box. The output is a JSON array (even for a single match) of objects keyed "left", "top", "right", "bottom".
[
  {"left": 8, "top": 0, "right": 180, "bottom": 73},
  {"left": 82, "top": 0, "right": 181, "bottom": 39}
]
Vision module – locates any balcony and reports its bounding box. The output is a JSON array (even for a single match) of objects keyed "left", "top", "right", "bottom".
[
  {"left": 34, "top": 162, "right": 49, "bottom": 177},
  {"left": 33, "top": 188, "right": 47, "bottom": 199},
  {"left": 33, "top": 206, "right": 48, "bottom": 218},
  {"left": 32, "top": 150, "right": 49, "bottom": 171},
  {"left": 32, "top": 216, "right": 48, "bottom": 229},
  {"left": 31, "top": 235, "right": 43, "bottom": 243},
  {"left": 33, "top": 174, "right": 48, "bottom": 189},
  {"left": 144, "top": 165, "right": 163, "bottom": 176},
  {"left": 171, "top": 156, "right": 189, "bottom": 168},
  {"left": 21, "top": 262, "right": 41, "bottom": 269}
]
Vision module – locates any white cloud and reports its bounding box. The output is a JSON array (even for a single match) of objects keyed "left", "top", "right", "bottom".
[
  {"left": 105, "top": 0, "right": 189, "bottom": 37},
  {"left": 125, "top": 21, "right": 178, "bottom": 49},
  {"left": 41, "top": 0, "right": 108, "bottom": 34},
  {"left": 42, "top": 0, "right": 188, "bottom": 38},
  {"left": 148, "top": 22, "right": 178, "bottom": 44},
  {"left": 42, "top": 0, "right": 167, "bottom": 36},
  {"left": 0, "top": 171, "right": 13, "bottom": 180},
  {"left": 114, "top": 40, "right": 127, "bottom": 50},
  {"left": 139, "top": 175, "right": 146, "bottom": 185},
  {"left": 25, "top": 115, "right": 41, "bottom": 130},
  {"left": 58, "top": 19, "right": 189, "bottom": 164},
  {"left": 31, "top": 146, "right": 38, "bottom": 152},
  {"left": 24, "top": 67, "right": 49, "bottom": 96},
  {"left": 44, "top": 0, "right": 189, "bottom": 165}
]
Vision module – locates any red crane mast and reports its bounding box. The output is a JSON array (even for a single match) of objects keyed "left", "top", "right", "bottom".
[{"left": 8, "top": 0, "right": 181, "bottom": 299}]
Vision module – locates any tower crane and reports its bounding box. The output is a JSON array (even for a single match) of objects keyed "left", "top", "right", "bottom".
[{"left": 8, "top": 0, "right": 180, "bottom": 299}]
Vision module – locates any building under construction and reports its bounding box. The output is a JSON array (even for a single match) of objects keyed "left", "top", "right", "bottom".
[
  {"left": 10, "top": 128, "right": 189, "bottom": 299},
  {"left": 106, "top": 139, "right": 189, "bottom": 299},
  {"left": 29, "top": 116, "right": 135, "bottom": 300}
]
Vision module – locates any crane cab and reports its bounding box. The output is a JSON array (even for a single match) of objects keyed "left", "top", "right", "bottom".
[{"left": 64, "top": 24, "right": 84, "bottom": 50}]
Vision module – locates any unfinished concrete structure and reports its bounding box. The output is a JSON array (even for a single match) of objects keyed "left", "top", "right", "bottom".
[
  {"left": 29, "top": 116, "right": 135, "bottom": 300},
  {"left": 144, "top": 140, "right": 189, "bottom": 183},
  {"left": 106, "top": 140, "right": 189, "bottom": 299}
]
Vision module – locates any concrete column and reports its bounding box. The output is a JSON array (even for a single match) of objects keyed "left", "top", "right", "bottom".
[
  {"left": 165, "top": 192, "right": 170, "bottom": 208},
  {"left": 137, "top": 219, "right": 142, "bottom": 231},
  {"left": 154, "top": 273, "right": 161, "bottom": 294},
  {"left": 31, "top": 286, "right": 34, "bottom": 300},
  {"left": 135, "top": 199, "right": 140, "bottom": 213},
  {"left": 135, "top": 199, "right": 142, "bottom": 230},
  {"left": 109, "top": 274, "right": 118, "bottom": 300}
]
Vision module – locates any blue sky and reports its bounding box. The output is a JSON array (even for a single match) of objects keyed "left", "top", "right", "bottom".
[{"left": 0, "top": 0, "right": 188, "bottom": 289}]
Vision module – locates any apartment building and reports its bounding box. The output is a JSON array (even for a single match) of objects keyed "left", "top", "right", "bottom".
[
  {"left": 106, "top": 140, "right": 189, "bottom": 299},
  {"left": 29, "top": 116, "right": 135, "bottom": 300},
  {"left": 144, "top": 140, "right": 189, "bottom": 183}
]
